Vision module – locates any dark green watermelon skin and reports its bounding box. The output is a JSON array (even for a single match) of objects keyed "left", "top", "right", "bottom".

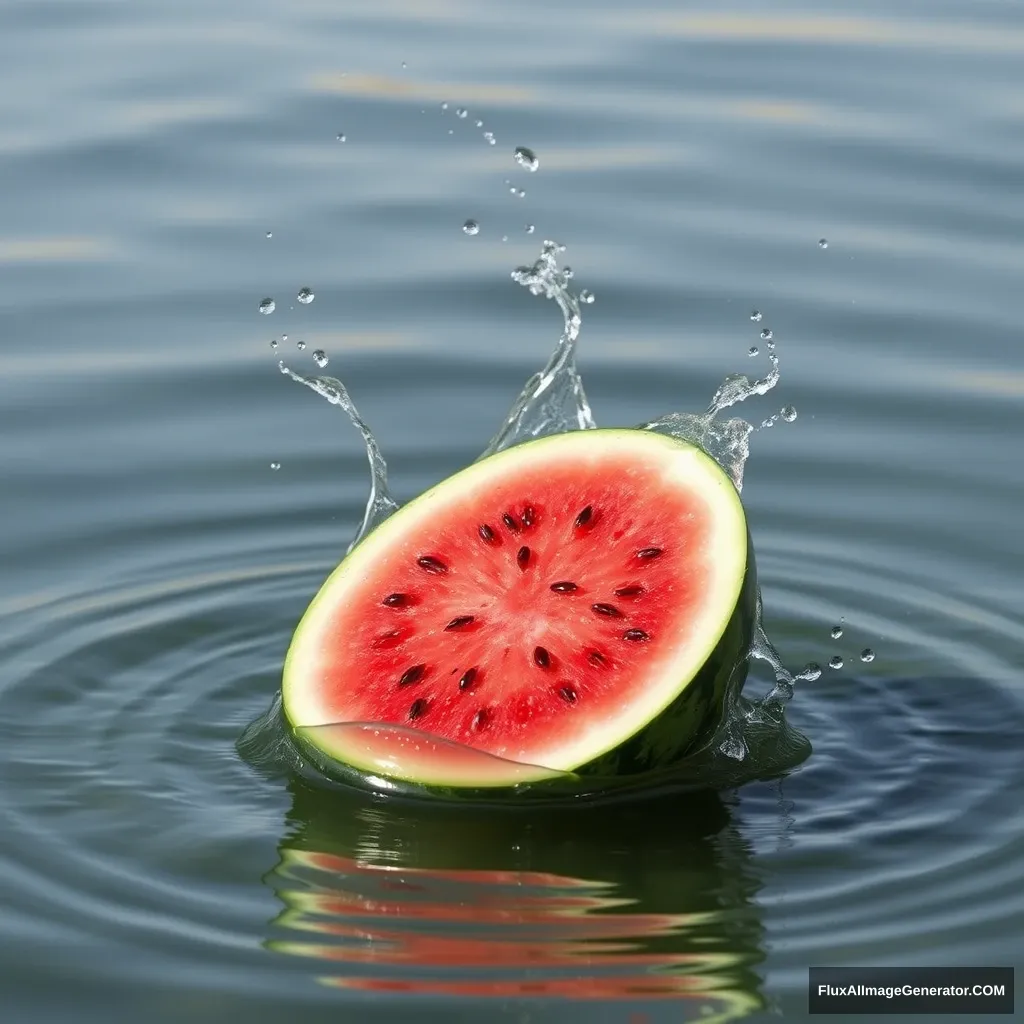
[{"left": 292, "top": 528, "right": 757, "bottom": 802}]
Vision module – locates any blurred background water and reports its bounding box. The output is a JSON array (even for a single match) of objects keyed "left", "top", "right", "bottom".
[{"left": 1, "top": 1, "right": 1022, "bottom": 1021}]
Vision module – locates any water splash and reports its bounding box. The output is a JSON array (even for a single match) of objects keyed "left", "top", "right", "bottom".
[
  {"left": 276, "top": 362, "right": 398, "bottom": 552},
  {"left": 477, "top": 240, "right": 595, "bottom": 459}
]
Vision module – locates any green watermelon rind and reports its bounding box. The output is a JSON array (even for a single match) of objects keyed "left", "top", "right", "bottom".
[{"left": 283, "top": 428, "right": 755, "bottom": 793}]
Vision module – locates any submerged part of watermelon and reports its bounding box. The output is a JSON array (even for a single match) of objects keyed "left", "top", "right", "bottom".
[
  {"left": 284, "top": 428, "right": 755, "bottom": 787},
  {"left": 297, "top": 723, "right": 575, "bottom": 789}
]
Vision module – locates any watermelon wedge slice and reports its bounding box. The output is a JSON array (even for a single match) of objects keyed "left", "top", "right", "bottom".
[{"left": 283, "top": 428, "right": 755, "bottom": 789}]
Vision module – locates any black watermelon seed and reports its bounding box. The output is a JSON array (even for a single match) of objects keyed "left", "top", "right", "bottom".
[
  {"left": 478, "top": 523, "right": 497, "bottom": 543},
  {"left": 517, "top": 546, "right": 531, "bottom": 570},
  {"left": 591, "top": 603, "right": 623, "bottom": 618},
  {"left": 458, "top": 667, "right": 478, "bottom": 691},
  {"left": 614, "top": 585, "right": 645, "bottom": 598},
  {"left": 533, "top": 646, "right": 551, "bottom": 668},
  {"left": 502, "top": 513, "right": 520, "bottom": 533},
  {"left": 382, "top": 592, "right": 409, "bottom": 607},
  {"left": 408, "top": 698, "right": 429, "bottom": 720},
  {"left": 550, "top": 581, "right": 578, "bottom": 593},
  {"left": 636, "top": 547, "right": 663, "bottom": 561},
  {"left": 522, "top": 505, "right": 536, "bottom": 527},
  {"left": 417, "top": 555, "right": 448, "bottom": 574},
  {"left": 444, "top": 615, "right": 475, "bottom": 631},
  {"left": 623, "top": 628, "right": 651, "bottom": 642},
  {"left": 587, "top": 650, "right": 608, "bottom": 667},
  {"left": 398, "top": 664, "right": 426, "bottom": 687},
  {"left": 574, "top": 505, "right": 594, "bottom": 528},
  {"left": 557, "top": 685, "right": 578, "bottom": 704},
  {"left": 471, "top": 708, "right": 490, "bottom": 731},
  {"left": 373, "top": 629, "right": 405, "bottom": 648}
]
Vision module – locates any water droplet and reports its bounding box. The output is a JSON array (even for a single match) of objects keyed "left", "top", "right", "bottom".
[
  {"left": 818, "top": 238, "right": 828, "bottom": 249},
  {"left": 525, "top": 224, "right": 535, "bottom": 234},
  {"left": 282, "top": 334, "right": 288, "bottom": 342},
  {"left": 513, "top": 146, "right": 539, "bottom": 172},
  {"left": 297, "top": 287, "right": 315, "bottom": 305},
  {"left": 501, "top": 234, "right": 508, "bottom": 242},
  {"left": 830, "top": 625, "right": 843, "bottom": 639},
  {"left": 312, "top": 349, "right": 328, "bottom": 368},
  {"left": 456, "top": 108, "right": 468, "bottom": 119},
  {"left": 781, "top": 405, "right": 798, "bottom": 422},
  {"left": 441, "top": 102, "right": 448, "bottom": 111},
  {"left": 516, "top": 189, "right": 526, "bottom": 198},
  {"left": 401, "top": 61, "right": 407, "bottom": 69},
  {"left": 270, "top": 339, "right": 278, "bottom": 350},
  {"left": 748, "top": 345, "right": 758, "bottom": 357},
  {"left": 800, "top": 662, "right": 822, "bottom": 681},
  {"left": 760, "top": 328, "right": 773, "bottom": 340},
  {"left": 563, "top": 266, "right": 574, "bottom": 279},
  {"left": 860, "top": 648, "right": 875, "bottom": 663},
  {"left": 829, "top": 655, "right": 844, "bottom": 670},
  {"left": 462, "top": 219, "right": 479, "bottom": 236},
  {"left": 336, "top": 133, "right": 346, "bottom": 142},
  {"left": 750, "top": 310, "right": 762, "bottom": 322},
  {"left": 265, "top": 231, "right": 273, "bottom": 239},
  {"left": 484, "top": 132, "right": 496, "bottom": 146},
  {"left": 259, "top": 298, "right": 275, "bottom": 315},
  {"left": 270, "top": 461, "right": 281, "bottom": 471},
  {"left": 447, "top": 128, "right": 454, "bottom": 135},
  {"left": 475, "top": 119, "right": 484, "bottom": 128},
  {"left": 296, "top": 340, "right": 306, "bottom": 351},
  {"left": 580, "top": 289, "right": 595, "bottom": 304}
]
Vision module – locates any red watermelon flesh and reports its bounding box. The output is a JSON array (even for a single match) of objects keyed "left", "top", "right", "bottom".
[{"left": 284, "top": 429, "right": 752, "bottom": 784}]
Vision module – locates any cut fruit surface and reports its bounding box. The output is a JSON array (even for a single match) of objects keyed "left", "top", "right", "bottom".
[{"left": 283, "top": 428, "right": 755, "bottom": 787}]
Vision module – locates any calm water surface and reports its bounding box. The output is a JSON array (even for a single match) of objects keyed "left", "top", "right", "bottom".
[{"left": 2, "top": 1, "right": 1023, "bottom": 1021}]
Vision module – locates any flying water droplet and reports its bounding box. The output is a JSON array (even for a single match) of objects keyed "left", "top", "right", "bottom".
[
  {"left": 781, "top": 405, "right": 797, "bottom": 422},
  {"left": 441, "top": 102, "right": 448, "bottom": 111},
  {"left": 799, "top": 662, "right": 822, "bottom": 681},
  {"left": 501, "top": 235, "right": 508, "bottom": 242},
  {"left": 265, "top": 231, "right": 273, "bottom": 239},
  {"left": 580, "top": 289, "right": 594, "bottom": 304},
  {"left": 336, "top": 133, "right": 346, "bottom": 142},
  {"left": 259, "top": 298, "right": 275, "bottom": 315},
  {"left": 760, "top": 328, "right": 773, "bottom": 341},
  {"left": 525, "top": 224, "right": 535, "bottom": 234},
  {"left": 818, "top": 238, "right": 828, "bottom": 249},
  {"left": 829, "top": 655, "right": 844, "bottom": 670},
  {"left": 462, "top": 219, "right": 479, "bottom": 236},
  {"left": 830, "top": 625, "right": 843, "bottom": 639},
  {"left": 860, "top": 648, "right": 875, "bottom": 663},
  {"left": 270, "top": 462, "right": 281, "bottom": 471},
  {"left": 456, "top": 108, "right": 468, "bottom": 119},
  {"left": 513, "top": 146, "right": 539, "bottom": 172},
  {"left": 475, "top": 119, "right": 484, "bottom": 128},
  {"left": 297, "top": 287, "right": 314, "bottom": 305},
  {"left": 483, "top": 131, "right": 496, "bottom": 146},
  {"left": 296, "top": 340, "right": 306, "bottom": 351},
  {"left": 750, "top": 310, "right": 762, "bottom": 322},
  {"left": 748, "top": 346, "right": 758, "bottom": 357},
  {"left": 270, "top": 339, "right": 278, "bottom": 350},
  {"left": 312, "top": 349, "right": 329, "bottom": 369}
]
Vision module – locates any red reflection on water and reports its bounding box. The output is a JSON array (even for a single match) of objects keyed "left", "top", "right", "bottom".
[{"left": 269, "top": 848, "right": 754, "bottom": 1017}]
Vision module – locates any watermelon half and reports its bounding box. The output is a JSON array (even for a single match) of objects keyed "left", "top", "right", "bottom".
[{"left": 283, "top": 428, "right": 756, "bottom": 791}]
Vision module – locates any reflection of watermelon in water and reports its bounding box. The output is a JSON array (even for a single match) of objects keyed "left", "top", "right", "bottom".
[
  {"left": 265, "top": 780, "right": 765, "bottom": 1017},
  {"left": 283, "top": 428, "right": 756, "bottom": 787}
]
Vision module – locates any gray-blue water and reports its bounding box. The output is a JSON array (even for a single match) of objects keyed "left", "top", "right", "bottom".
[{"left": 1, "top": 1, "right": 1022, "bottom": 1021}]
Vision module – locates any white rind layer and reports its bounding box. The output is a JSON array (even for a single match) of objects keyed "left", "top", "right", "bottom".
[{"left": 283, "top": 428, "right": 748, "bottom": 779}]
